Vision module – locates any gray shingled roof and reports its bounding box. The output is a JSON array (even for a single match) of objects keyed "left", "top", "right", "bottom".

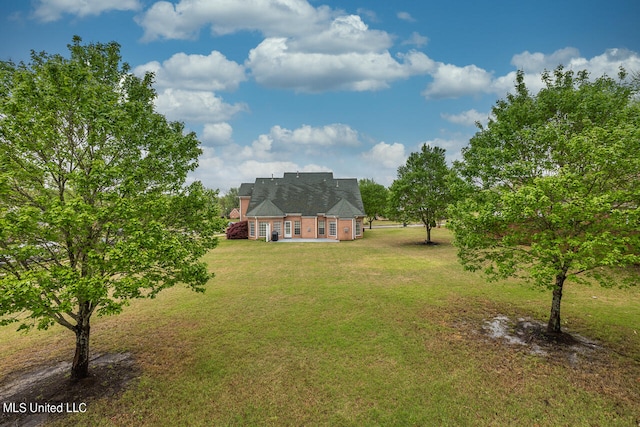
[
  {"left": 326, "top": 198, "right": 362, "bottom": 218},
  {"left": 238, "top": 182, "right": 254, "bottom": 197},
  {"left": 243, "top": 172, "right": 365, "bottom": 218},
  {"left": 247, "top": 199, "right": 285, "bottom": 217}
]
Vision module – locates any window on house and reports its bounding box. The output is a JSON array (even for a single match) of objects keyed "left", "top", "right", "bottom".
[
  {"left": 355, "top": 221, "right": 362, "bottom": 236},
  {"left": 329, "top": 221, "right": 337, "bottom": 236},
  {"left": 318, "top": 220, "right": 325, "bottom": 235},
  {"left": 273, "top": 222, "right": 282, "bottom": 235},
  {"left": 249, "top": 221, "right": 255, "bottom": 237},
  {"left": 259, "top": 222, "right": 268, "bottom": 237},
  {"left": 294, "top": 220, "right": 301, "bottom": 236}
]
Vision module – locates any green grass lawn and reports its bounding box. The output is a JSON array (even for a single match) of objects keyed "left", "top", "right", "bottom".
[{"left": 2, "top": 227, "right": 639, "bottom": 426}]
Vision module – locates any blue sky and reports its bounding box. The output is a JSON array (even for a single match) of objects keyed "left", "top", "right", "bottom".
[{"left": 2, "top": 0, "right": 639, "bottom": 192}]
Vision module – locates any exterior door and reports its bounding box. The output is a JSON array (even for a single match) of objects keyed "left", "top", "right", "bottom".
[{"left": 284, "top": 221, "right": 292, "bottom": 238}]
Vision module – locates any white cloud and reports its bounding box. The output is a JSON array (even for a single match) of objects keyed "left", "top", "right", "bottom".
[
  {"left": 134, "top": 51, "right": 246, "bottom": 92},
  {"left": 190, "top": 156, "right": 330, "bottom": 190},
  {"left": 239, "top": 161, "right": 330, "bottom": 179},
  {"left": 423, "top": 47, "right": 640, "bottom": 100},
  {"left": 402, "top": 32, "right": 428, "bottom": 47},
  {"left": 441, "top": 109, "right": 488, "bottom": 127},
  {"left": 137, "top": 1, "right": 435, "bottom": 93},
  {"left": 135, "top": 1, "right": 198, "bottom": 40},
  {"left": 490, "top": 70, "right": 547, "bottom": 97},
  {"left": 510, "top": 47, "right": 581, "bottom": 73},
  {"left": 137, "top": 0, "right": 332, "bottom": 41},
  {"left": 191, "top": 126, "right": 418, "bottom": 190},
  {"left": 397, "top": 11, "right": 416, "bottom": 22},
  {"left": 234, "top": 123, "right": 361, "bottom": 162},
  {"left": 567, "top": 48, "right": 640, "bottom": 79},
  {"left": 269, "top": 123, "right": 361, "bottom": 148},
  {"left": 247, "top": 38, "right": 434, "bottom": 92},
  {"left": 356, "top": 8, "right": 378, "bottom": 23},
  {"left": 190, "top": 133, "right": 339, "bottom": 189},
  {"left": 190, "top": 146, "right": 224, "bottom": 179},
  {"left": 189, "top": 123, "right": 365, "bottom": 189},
  {"left": 491, "top": 48, "right": 640, "bottom": 96},
  {"left": 288, "top": 15, "right": 393, "bottom": 54},
  {"left": 362, "top": 142, "right": 406, "bottom": 169},
  {"left": 154, "top": 89, "right": 247, "bottom": 123},
  {"left": 33, "top": 0, "right": 140, "bottom": 21},
  {"left": 241, "top": 135, "right": 274, "bottom": 160},
  {"left": 185, "top": 148, "right": 229, "bottom": 188},
  {"left": 202, "top": 122, "right": 233, "bottom": 145},
  {"left": 422, "top": 63, "right": 493, "bottom": 99}
]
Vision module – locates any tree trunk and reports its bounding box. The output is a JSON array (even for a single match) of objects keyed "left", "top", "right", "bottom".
[
  {"left": 426, "top": 224, "right": 432, "bottom": 244},
  {"left": 71, "top": 304, "right": 91, "bottom": 380},
  {"left": 547, "top": 272, "right": 566, "bottom": 334}
]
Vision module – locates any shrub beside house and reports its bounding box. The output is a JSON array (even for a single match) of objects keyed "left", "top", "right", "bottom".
[{"left": 226, "top": 221, "right": 248, "bottom": 239}]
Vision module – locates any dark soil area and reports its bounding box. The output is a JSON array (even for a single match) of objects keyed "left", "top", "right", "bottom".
[
  {"left": 0, "top": 353, "right": 138, "bottom": 427},
  {"left": 481, "top": 315, "right": 603, "bottom": 364}
]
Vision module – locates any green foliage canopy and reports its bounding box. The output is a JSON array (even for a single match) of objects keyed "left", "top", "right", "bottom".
[
  {"left": 0, "top": 37, "right": 224, "bottom": 376},
  {"left": 448, "top": 67, "right": 640, "bottom": 332},
  {"left": 218, "top": 187, "right": 239, "bottom": 218},
  {"left": 388, "top": 144, "right": 454, "bottom": 243},
  {"left": 358, "top": 178, "right": 388, "bottom": 229}
]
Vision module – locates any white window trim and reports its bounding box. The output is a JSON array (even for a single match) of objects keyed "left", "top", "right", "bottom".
[
  {"left": 329, "top": 221, "right": 337, "bottom": 237},
  {"left": 259, "top": 222, "right": 268, "bottom": 237}
]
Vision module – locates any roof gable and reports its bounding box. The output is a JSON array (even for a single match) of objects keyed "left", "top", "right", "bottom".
[
  {"left": 246, "top": 199, "right": 285, "bottom": 217},
  {"left": 327, "top": 198, "right": 363, "bottom": 218}
]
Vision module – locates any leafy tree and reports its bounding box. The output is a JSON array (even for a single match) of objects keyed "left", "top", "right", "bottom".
[
  {"left": 388, "top": 144, "right": 453, "bottom": 244},
  {"left": 0, "top": 37, "right": 224, "bottom": 380},
  {"left": 358, "top": 178, "right": 388, "bottom": 229},
  {"left": 219, "top": 187, "right": 239, "bottom": 218},
  {"left": 449, "top": 67, "right": 640, "bottom": 334}
]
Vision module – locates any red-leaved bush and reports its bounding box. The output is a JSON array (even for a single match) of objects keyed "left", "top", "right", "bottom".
[{"left": 226, "top": 221, "right": 248, "bottom": 239}]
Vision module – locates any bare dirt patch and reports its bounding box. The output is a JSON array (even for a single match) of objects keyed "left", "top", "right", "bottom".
[
  {"left": 480, "top": 315, "right": 602, "bottom": 364},
  {"left": 0, "top": 352, "right": 139, "bottom": 427}
]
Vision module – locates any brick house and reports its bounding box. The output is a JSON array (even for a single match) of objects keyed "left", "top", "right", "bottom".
[{"left": 239, "top": 172, "right": 365, "bottom": 241}]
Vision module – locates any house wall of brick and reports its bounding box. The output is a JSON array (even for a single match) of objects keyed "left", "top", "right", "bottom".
[
  {"left": 239, "top": 197, "right": 251, "bottom": 220},
  {"left": 245, "top": 215, "right": 363, "bottom": 241},
  {"left": 338, "top": 218, "right": 353, "bottom": 240},
  {"left": 301, "top": 217, "right": 316, "bottom": 239}
]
